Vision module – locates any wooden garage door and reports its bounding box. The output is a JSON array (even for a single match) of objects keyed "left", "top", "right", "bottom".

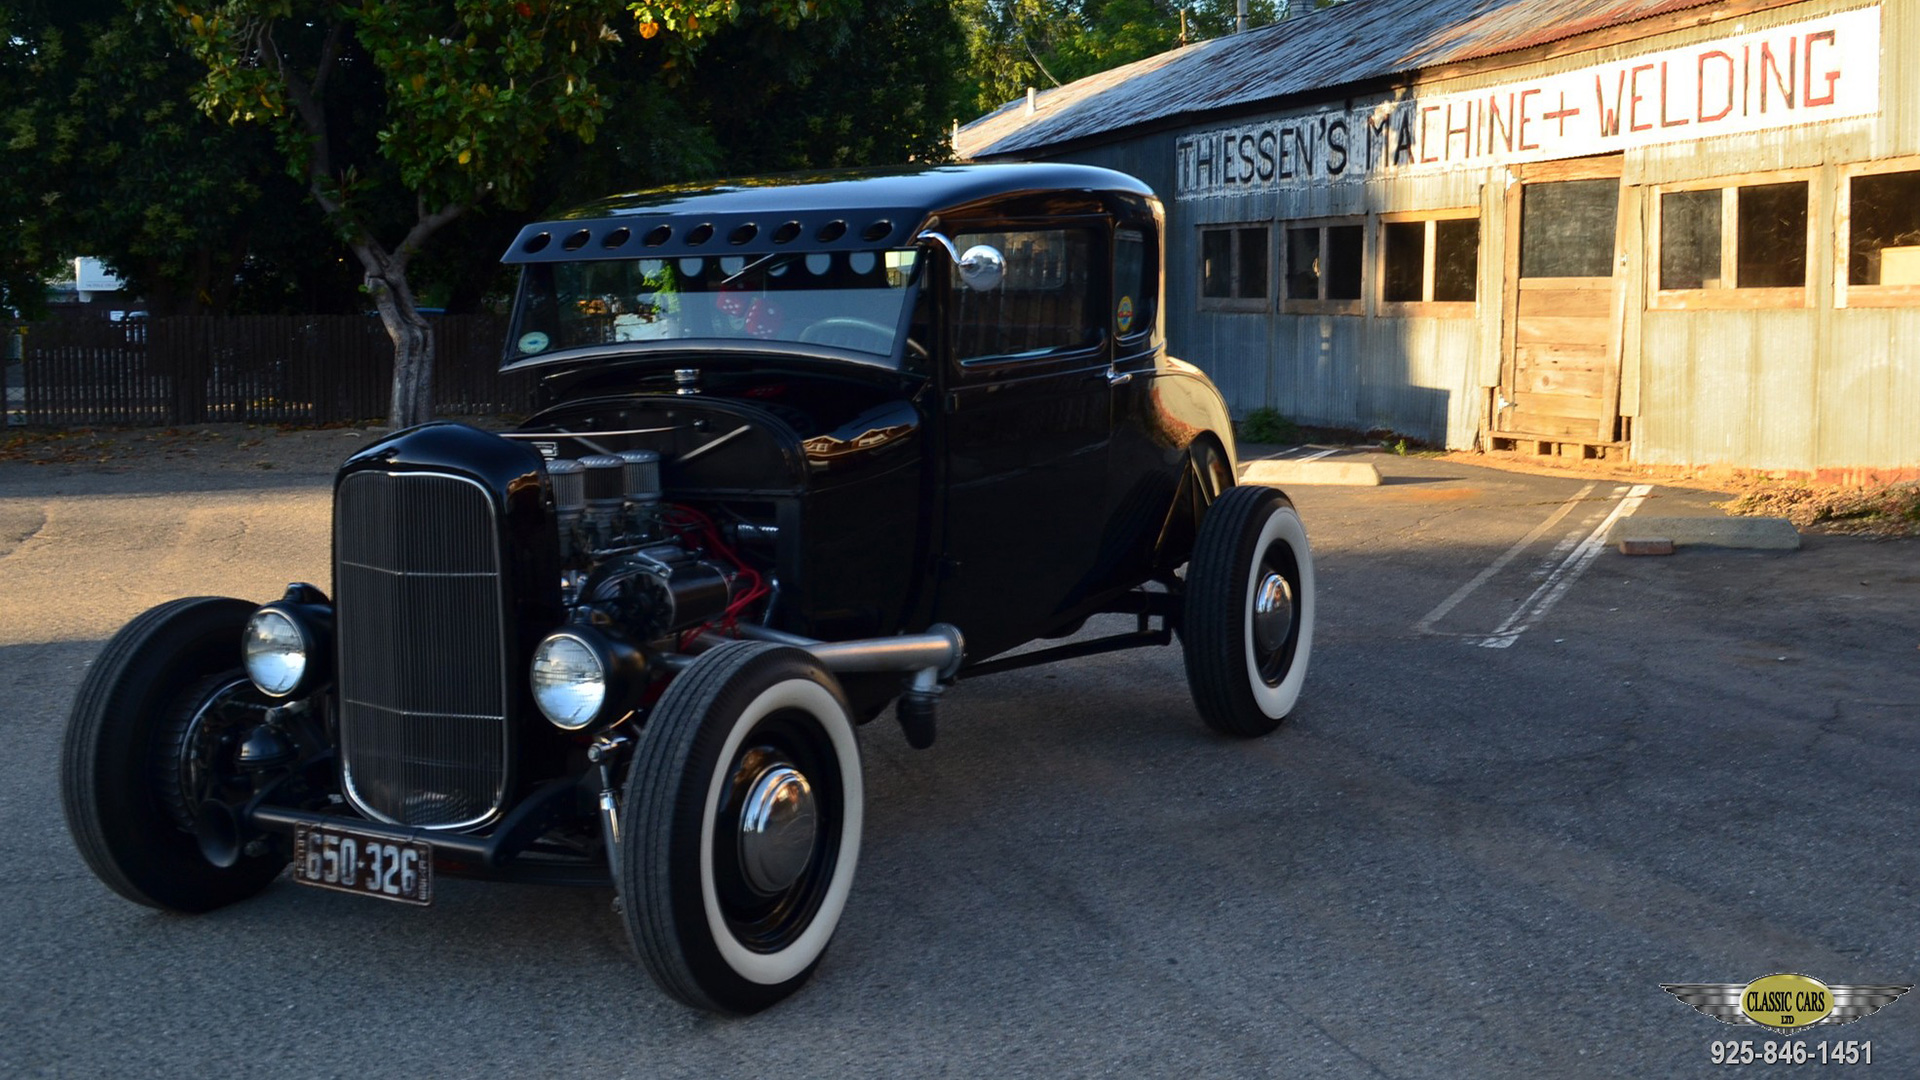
[{"left": 1495, "top": 157, "right": 1625, "bottom": 444}]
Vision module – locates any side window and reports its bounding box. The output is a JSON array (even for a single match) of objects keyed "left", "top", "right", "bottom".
[
  {"left": 1652, "top": 174, "right": 1811, "bottom": 307},
  {"left": 951, "top": 229, "right": 1098, "bottom": 362},
  {"left": 1377, "top": 210, "right": 1480, "bottom": 313},
  {"left": 1198, "top": 225, "right": 1268, "bottom": 311},
  {"left": 1114, "top": 228, "right": 1155, "bottom": 340},
  {"left": 1283, "top": 219, "right": 1364, "bottom": 314},
  {"left": 1840, "top": 165, "right": 1920, "bottom": 306}
]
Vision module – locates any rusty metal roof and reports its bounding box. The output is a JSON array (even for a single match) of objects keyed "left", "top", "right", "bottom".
[{"left": 958, "top": 0, "right": 1747, "bottom": 158}]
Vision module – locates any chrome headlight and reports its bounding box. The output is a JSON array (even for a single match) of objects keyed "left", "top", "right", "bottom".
[
  {"left": 244, "top": 607, "right": 311, "bottom": 697},
  {"left": 531, "top": 632, "right": 608, "bottom": 730},
  {"left": 530, "top": 628, "right": 648, "bottom": 731}
]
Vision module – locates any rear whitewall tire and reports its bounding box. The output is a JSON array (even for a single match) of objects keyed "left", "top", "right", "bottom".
[
  {"left": 1239, "top": 500, "right": 1315, "bottom": 719},
  {"left": 1181, "top": 485, "right": 1316, "bottom": 737}
]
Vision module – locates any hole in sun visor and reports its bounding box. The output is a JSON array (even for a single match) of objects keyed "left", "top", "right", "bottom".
[
  {"left": 643, "top": 225, "right": 671, "bottom": 247},
  {"left": 522, "top": 232, "right": 552, "bottom": 254},
  {"left": 686, "top": 223, "right": 714, "bottom": 246},
  {"left": 563, "top": 230, "right": 592, "bottom": 251},
  {"left": 816, "top": 220, "right": 847, "bottom": 243},
  {"left": 862, "top": 220, "right": 893, "bottom": 242},
  {"left": 602, "top": 228, "right": 631, "bottom": 250},
  {"left": 772, "top": 221, "right": 802, "bottom": 244},
  {"left": 728, "top": 223, "right": 758, "bottom": 245}
]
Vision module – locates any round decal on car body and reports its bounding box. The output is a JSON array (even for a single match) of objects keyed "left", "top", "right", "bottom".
[
  {"left": 1117, "top": 295, "right": 1135, "bottom": 334},
  {"left": 517, "top": 331, "right": 550, "bottom": 355}
]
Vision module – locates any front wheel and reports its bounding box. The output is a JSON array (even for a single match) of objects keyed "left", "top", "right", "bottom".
[
  {"left": 62, "top": 596, "right": 289, "bottom": 911},
  {"left": 1181, "top": 484, "right": 1316, "bottom": 737},
  {"left": 619, "top": 642, "right": 863, "bottom": 1014}
]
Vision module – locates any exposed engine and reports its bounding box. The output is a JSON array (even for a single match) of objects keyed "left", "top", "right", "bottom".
[{"left": 543, "top": 450, "right": 770, "bottom": 645}]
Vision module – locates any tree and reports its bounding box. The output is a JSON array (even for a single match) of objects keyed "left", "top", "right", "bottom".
[
  {"left": 177, "top": 0, "right": 831, "bottom": 427},
  {"left": 958, "top": 0, "right": 1309, "bottom": 118},
  {"left": 1, "top": 6, "right": 62, "bottom": 318}
]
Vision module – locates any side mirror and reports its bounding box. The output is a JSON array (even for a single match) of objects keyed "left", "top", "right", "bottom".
[
  {"left": 956, "top": 245, "right": 1005, "bottom": 292},
  {"left": 918, "top": 231, "right": 1007, "bottom": 293}
]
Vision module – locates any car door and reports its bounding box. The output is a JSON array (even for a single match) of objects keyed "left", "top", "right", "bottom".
[{"left": 933, "top": 222, "right": 1113, "bottom": 658}]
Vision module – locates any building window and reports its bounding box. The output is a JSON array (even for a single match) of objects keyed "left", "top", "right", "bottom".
[
  {"left": 1653, "top": 175, "right": 1811, "bottom": 308},
  {"left": 1282, "top": 219, "right": 1364, "bottom": 314},
  {"left": 1840, "top": 163, "right": 1920, "bottom": 306},
  {"left": 950, "top": 228, "right": 1099, "bottom": 362},
  {"left": 1199, "top": 226, "right": 1268, "bottom": 311},
  {"left": 1378, "top": 210, "right": 1479, "bottom": 313}
]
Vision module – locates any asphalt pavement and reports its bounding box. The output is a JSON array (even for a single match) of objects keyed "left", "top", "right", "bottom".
[{"left": 2, "top": 440, "right": 1916, "bottom": 1078}]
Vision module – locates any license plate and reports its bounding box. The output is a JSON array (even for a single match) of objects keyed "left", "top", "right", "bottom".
[{"left": 292, "top": 824, "right": 433, "bottom": 905}]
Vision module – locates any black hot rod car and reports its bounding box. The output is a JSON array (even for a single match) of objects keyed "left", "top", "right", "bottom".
[{"left": 62, "top": 163, "right": 1314, "bottom": 1013}]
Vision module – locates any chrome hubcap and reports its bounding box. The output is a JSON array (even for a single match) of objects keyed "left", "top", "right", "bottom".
[
  {"left": 737, "top": 759, "right": 818, "bottom": 895},
  {"left": 1252, "top": 571, "right": 1294, "bottom": 654}
]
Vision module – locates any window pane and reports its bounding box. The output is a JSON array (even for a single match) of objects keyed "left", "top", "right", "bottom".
[
  {"left": 1519, "top": 178, "right": 1618, "bottom": 278},
  {"left": 1382, "top": 221, "right": 1425, "bottom": 302},
  {"left": 1115, "top": 228, "right": 1154, "bottom": 334},
  {"left": 1736, "top": 181, "right": 1807, "bottom": 288},
  {"left": 1201, "top": 229, "right": 1232, "bottom": 299},
  {"left": 1848, "top": 171, "right": 1920, "bottom": 285},
  {"left": 1433, "top": 219, "right": 1479, "bottom": 302},
  {"left": 1326, "top": 224, "right": 1363, "bottom": 300},
  {"left": 1285, "top": 227, "right": 1321, "bottom": 299},
  {"left": 951, "top": 229, "right": 1095, "bottom": 361},
  {"left": 1235, "top": 227, "right": 1268, "bottom": 299},
  {"left": 1661, "top": 188, "right": 1722, "bottom": 290}
]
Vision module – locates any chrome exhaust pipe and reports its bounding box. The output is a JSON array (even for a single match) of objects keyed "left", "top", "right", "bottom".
[
  {"left": 723, "top": 622, "right": 965, "bottom": 679},
  {"left": 698, "top": 623, "right": 965, "bottom": 749}
]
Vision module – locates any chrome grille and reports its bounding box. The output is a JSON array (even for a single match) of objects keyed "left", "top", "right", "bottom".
[{"left": 335, "top": 471, "right": 509, "bottom": 829}]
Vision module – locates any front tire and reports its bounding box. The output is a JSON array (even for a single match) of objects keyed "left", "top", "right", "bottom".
[
  {"left": 1181, "top": 485, "right": 1315, "bottom": 737},
  {"left": 620, "top": 642, "right": 863, "bottom": 1014},
  {"left": 62, "top": 596, "right": 288, "bottom": 912}
]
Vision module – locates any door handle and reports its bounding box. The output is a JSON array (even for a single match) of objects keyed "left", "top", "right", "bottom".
[{"left": 1106, "top": 369, "right": 1133, "bottom": 387}]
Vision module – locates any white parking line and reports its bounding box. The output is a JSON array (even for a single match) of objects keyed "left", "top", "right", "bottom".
[
  {"left": 1475, "top": 484, "right": 1652, "bottom": 648},
  {"left": 1415, "top": 481, "right": 1597, "bottom": 635},
  {"left": 1259, "top": 446, "right": 1342, "bottom": 461}
]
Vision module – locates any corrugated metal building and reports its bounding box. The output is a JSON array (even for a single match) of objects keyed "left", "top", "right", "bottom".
[{"left": 958, "top": 0, "right": 1920, "bottom": 473}]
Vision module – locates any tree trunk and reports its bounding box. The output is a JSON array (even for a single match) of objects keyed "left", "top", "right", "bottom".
[
  {"left": 385, "top": 306, "right": 435, "bottom": 429},
  {"left": 364, "top": 264, "right": 435, "bottom": 429}
]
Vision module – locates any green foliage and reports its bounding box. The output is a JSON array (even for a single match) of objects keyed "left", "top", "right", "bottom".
[
  {"left": 1237, "top": 407, "right": 1298, "bottom": 445},
  {"left": 959, "top": 0, "right": 1298, "bottom": 116},
  {"left": 0, "top": 7, "right": 61, "bottom": 318}
]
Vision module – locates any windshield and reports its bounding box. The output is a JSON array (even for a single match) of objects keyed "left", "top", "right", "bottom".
[{"left": 507, "top": 249, "right": 921, "bottom": 365}]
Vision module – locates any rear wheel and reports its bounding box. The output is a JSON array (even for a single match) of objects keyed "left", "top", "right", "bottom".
[
  {"left": 62, "top": 596, "right": 288, "bottom": 912},
  {"left": 620, "top": 642, "right": 863, "bottom": 1014},
  {"left": 1181, "top": 485, "right": 1315, "bottom": 737}
]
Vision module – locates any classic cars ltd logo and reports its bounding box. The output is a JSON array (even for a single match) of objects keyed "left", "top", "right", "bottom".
[{"left": 1662, "top": 974, "right": 1911, "bottom": 1033}]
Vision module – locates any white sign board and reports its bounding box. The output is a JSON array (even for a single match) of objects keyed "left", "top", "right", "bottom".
[
  {"left": 73, "top": 257, "right": 125, "bottom": 293},
  {"left": 1175, "top": 6, "right": 1881, "bottom": 197}
]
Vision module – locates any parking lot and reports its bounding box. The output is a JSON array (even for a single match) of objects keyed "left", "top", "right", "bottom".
[{"left": 2, "top": 433, "right": 1916, "bottom": 1078}]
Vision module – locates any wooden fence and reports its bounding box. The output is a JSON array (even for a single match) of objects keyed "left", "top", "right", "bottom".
[{"left": 12, "top": 314, "right": 533, "bottom": 426}]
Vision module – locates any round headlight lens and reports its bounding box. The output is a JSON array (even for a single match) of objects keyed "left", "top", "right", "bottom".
[
  {"left": 531, "top": 634, "right": 606, "bottom": 730},
  {"left": 243, "top": 608, "right": 308, "bottom": 697}
]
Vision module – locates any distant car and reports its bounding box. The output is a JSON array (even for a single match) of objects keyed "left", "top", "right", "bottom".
[{"left": 62, "top": 163, "right": 1315, "bottom": 1014}]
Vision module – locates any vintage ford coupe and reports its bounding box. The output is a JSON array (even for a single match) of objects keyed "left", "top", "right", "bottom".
[{"left": 62, "top": 163, "right": 1315, "bottom": 1013}]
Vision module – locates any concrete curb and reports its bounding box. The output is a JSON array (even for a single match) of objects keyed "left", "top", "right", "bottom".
[
  {"left": 1605, "top": 515, "right": 1801, "bottom": 551},
  {"left": 1240, "top": 459, "right": 1383, "bottom": 487}
]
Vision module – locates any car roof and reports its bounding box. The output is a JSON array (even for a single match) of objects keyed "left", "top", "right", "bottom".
[{"left": 500, "top": 163, "right": 1155, "bottom": 264}]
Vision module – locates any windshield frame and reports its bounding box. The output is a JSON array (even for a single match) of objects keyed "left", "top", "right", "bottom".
[{"left": 500, "top": 248, "right": 928, "bottom": 374}]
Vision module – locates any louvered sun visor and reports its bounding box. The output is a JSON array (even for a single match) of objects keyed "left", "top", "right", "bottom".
[{"left": 502, "top": 208, "right": 928, "bottom": 264}]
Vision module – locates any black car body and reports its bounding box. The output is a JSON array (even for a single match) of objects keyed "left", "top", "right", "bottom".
[{"left": 62, "top": 163, "right": 1316, "bottom": 1013}]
